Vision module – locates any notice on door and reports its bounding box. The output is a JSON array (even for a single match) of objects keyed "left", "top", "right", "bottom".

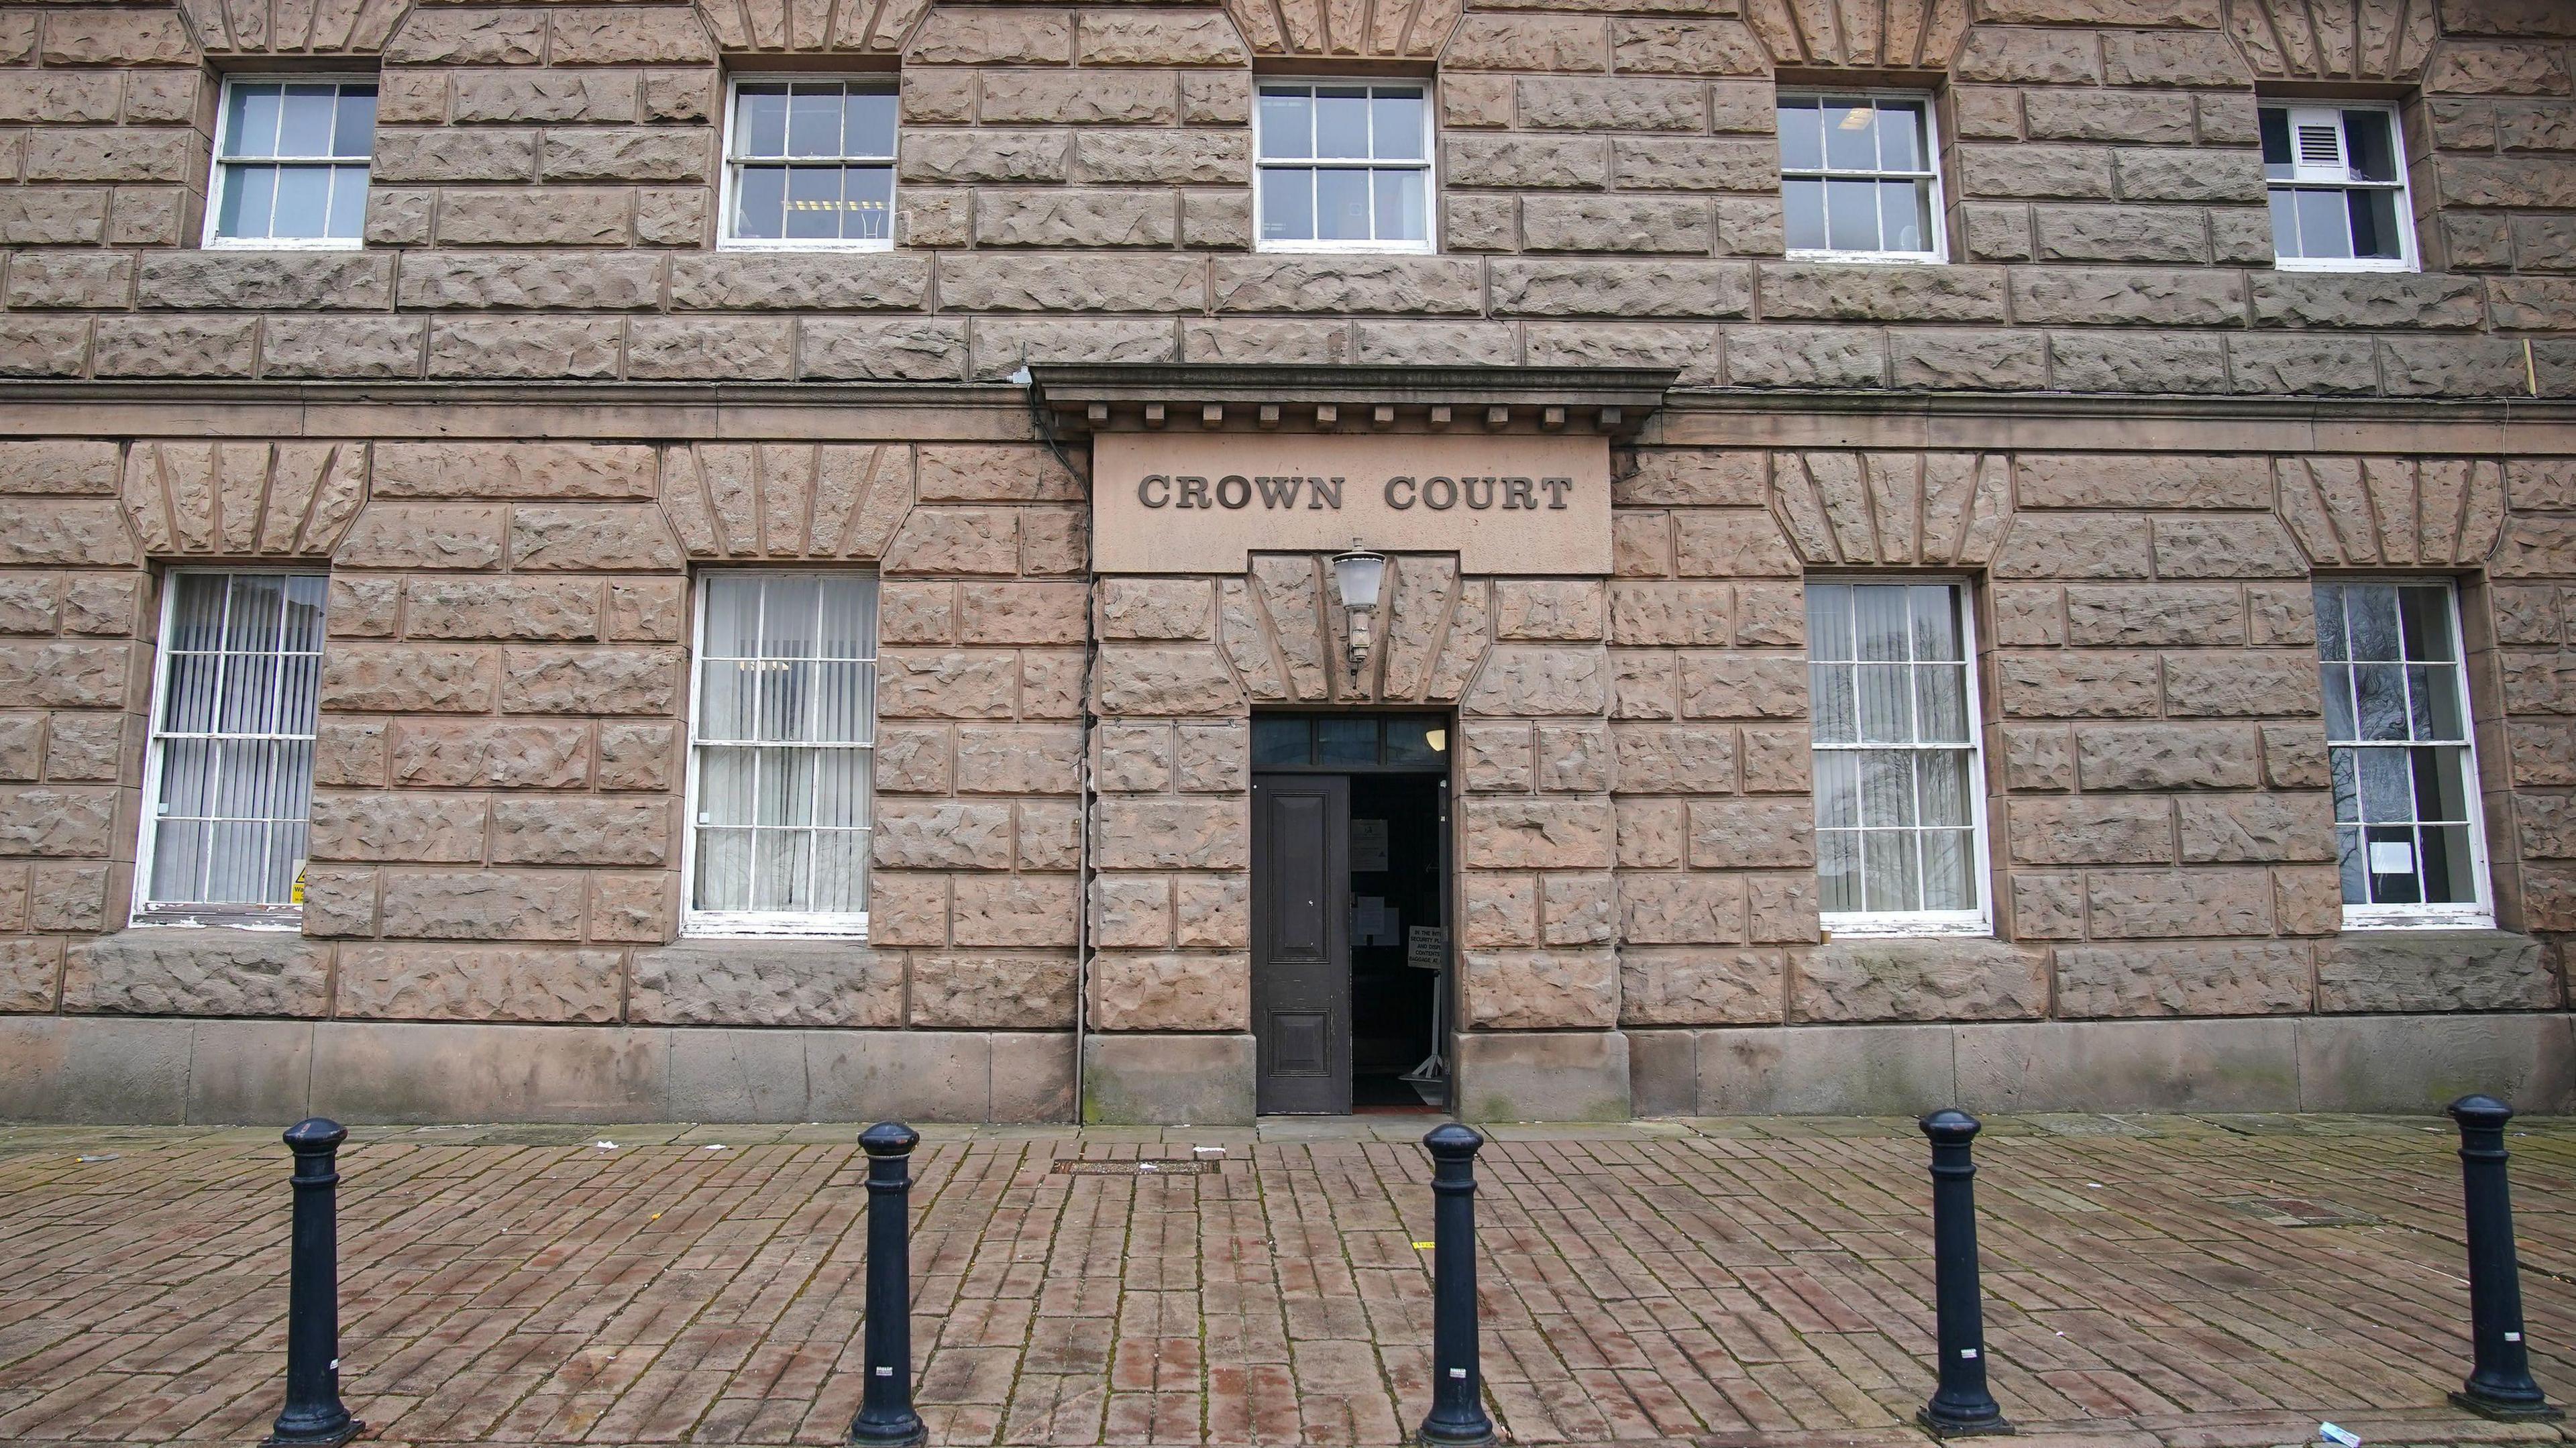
[{"left": 1092, "top": 431, "right": 1613, "bottom": 574}]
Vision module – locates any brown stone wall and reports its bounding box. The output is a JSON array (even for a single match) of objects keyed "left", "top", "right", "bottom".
[{"left": 1, "top": 0, "right": 2573, "bottom": 388}]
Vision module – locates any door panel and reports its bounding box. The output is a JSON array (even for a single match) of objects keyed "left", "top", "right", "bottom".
[{"left": 1252, "top": 773, "right": 1349, "bottom": 1115}]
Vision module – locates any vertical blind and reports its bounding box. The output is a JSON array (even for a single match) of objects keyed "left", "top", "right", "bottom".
[
  {"left": 144, "top": 572, "right": 327, "bottom": 911},
  {"left": 691, "top": 573, "right": 878, "bottom": 924},
  {"left": 1807, "top": 581, "right": 1980, "bottom": 919}
]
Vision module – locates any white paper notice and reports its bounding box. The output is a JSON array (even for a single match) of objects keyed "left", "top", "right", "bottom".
[
  {"left": 2369, "top": 840, "right": 2415, "bottom": 875},
  {"left": 1351, "top": 818, "right": 1390, "bottom": 871},
  {"left": 1352, "top": 895, "right": 1398, "bottom": 946},
  {"left": 1407, "top": 926, "right": 1446, "bottom": 970}
]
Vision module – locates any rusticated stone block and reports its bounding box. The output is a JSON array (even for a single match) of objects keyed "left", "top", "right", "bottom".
[
  {"left": 1089, "top": 952, "right": 1247, "bottom": 1032},
  {"left": 1177, "top": 875, "right": 1247, "bottom": 948},
  {"left": 2016, "top": 454, "right": 2268, "bottom": 510},
  {"left": 878, "top": 651, "right": 1017, "bottom": 720},
  {"left": 428, "top": 317, "right": 623, "bottom": 380},
  {"left": 390, "top": 720, "right": 587, "bottom": 789},
  {"left": 802, "top": 318, "right": 969, "bottom": 382},
  {"left": 1678, "top": 655, "right": 1807, "bottom": 719},
  {"left": 2008, "top": 797, "right": 2173, "bottom": 865},
  {"left": 1097, "top": 579, "right": 1212, "bottom": 641},
  {"left": 2055, "top": 942, "right": 2312, "bottom": 1018},
  {"left": 1464, "top": 645, "right": 1609, "bottom": 716},
  {"left": 1617, "top": 872, "right": 1744, "bottom": 944},
  {"left": 2163, "top": 653, "right": 2321, "bottom": 717},
  {"left": 873, "top": 802, "right": 1012, "bottom": 871},
  {"left": 490, "top": 796, "right": 667, "bottom": 867},
  {"left": 1686, "top": 799, "right": 1813, "bottom": 868},
  {"left": 956, "top": 725, "right": 1082, "bottom": 795},
  {"left": 1611, "top": 724, "right": 1735, "bottom": 794},
  {"left": 94, "top": 317, "right": 258, "bottom": 378},
  {"left": 1794, "top": 939, "right": 2046, "bottom": 1023},
  {"left": 1463, "top": 797, "right": 1613, "bottom": 869},
  {"left": 0, "top": 502, "right": 139, "bottom": 568},
  {"left": 2315, "top": 932, "right": 2557, "bottom": 1013},
  {"left": 952, "top": 874, "right": 1079, "bottom": 948},
  {"left": 2085, "top": 868, "right": 2273, "bottom": 937},
  {"left": 339, "top": 945, "right": 624, "bottom": 1024},
  {"left": 1607, "top": 583, "right": 1731, "bottom": 646},
  {"left": 1892, "top": 330, "right": 2051, "bottom": 390},
  {"left": 1073, "top": 131, "right": 1251, "bottom": 185},
  {"left": 1464, "top": 948, "right": 1617, "bottom": 1029},
  {"left": 1540, "top": 870, "right": 1614, "bottom": 944},
  {"left": 63, "top": 932, "right": 331, "bottom": 1017},
  {"left": 1211, "top": 256, "right": 1482, "bottom": 315},
  {"left": 508, "top": 506, "right": 684, "bottom": 572},
  {"left": 0, "top": 938, "right": 60, "bottom": 1013},
  {"left": 883, "top": 508, "right": 1019, "bottom": 576},
  {"left": 336, "top": 504, "right": 503, "bottom": 571},
  {"left": 2178, "top": 793, "right": 2334, "bottom": 863},
  {"left": 0, "top": 441, "right": 117, "bottom": 496},
  {"left": 499, "top": 647, "right": 682, "bottom": 716},
  {"left": 1994, "top": 652, "right": 2160, "bottom": 718},
  {"left": 2066, "top": 585, "right": 2245, "bottom": 645},
  {"left": 2252, "top": 272, "right": 2485, "bottom": 330},
  {"left": 435, "top": 190, "right": 631, "bottom": 247},
  {"left": 380, "top": 869, "right": 585, "bottom": 942},
  {"left": 1723, "top": 327, "right": 1886, "bottom": 388},
  {"left": 910, "top": 954, "right": 1078, "bottom": 1029},
  {"left": 2078, "top": 724, "right": 2261, "bottom": 790},
  {"left": 1619, "top": 948, "right": 1782, "bottom": 1025},
  {"left": 403, "top": 578, "right": 600, "bottom": 642},
  {"left": 321, "top": 645, "right": 498, "bottom": 714},
  {"left": 632, "top": 943, "right": 904, "bottom": 1026},
  {"left": 309, "top": 791, "right": 487, "bottom": 864},
  {"left": 1093, "top": 875, "right": 1171, "bottom": 950},
  {"left": 1095, "top": 798, "right": 1247, "bottom": 870},
  {"left": 374, "top": 442, "right": 655, "bottom": 500},
  {"left": 1091, "top": 645, "right": 1243, "bottom": 716},
  {"left": 1535, "top": 725, "right": 1609, "bottom": 793}
]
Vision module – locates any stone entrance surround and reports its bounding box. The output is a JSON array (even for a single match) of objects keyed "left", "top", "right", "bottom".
[{"left": 0, "top": 372, "right": 2571, "bottom": 1124}]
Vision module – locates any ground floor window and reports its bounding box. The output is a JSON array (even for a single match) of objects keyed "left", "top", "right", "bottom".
[
  {"left": 136, "top": 570, "right": 327, "bottom": 926},
  {"left": 684, "top": 571, "right": 878, "bottom": 936},
  {"left": 1805, "top": 579, "right": 1989, "bottom": 936},
  {"left": 2315, "top": 579, "right": 2491, "bottom": 927}
]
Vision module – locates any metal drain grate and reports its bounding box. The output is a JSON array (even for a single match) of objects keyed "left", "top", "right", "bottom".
[
  {"left": 2219, "top": 1194, "right": 2379, "bottom": 1227},
  {"left": 1051, "top": 1158, "right": 1220, "bottom": 1176}
]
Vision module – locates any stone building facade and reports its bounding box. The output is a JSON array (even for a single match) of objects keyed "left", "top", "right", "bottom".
[{"left": 0, "top": 0, "right": 2571, "bottom": 1123}]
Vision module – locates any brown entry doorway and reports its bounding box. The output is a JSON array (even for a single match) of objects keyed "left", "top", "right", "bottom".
[{"left": 1250, "top": 714, "right": 1452, "bottom": 1116}]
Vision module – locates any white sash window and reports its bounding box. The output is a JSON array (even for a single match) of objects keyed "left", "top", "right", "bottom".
[{"left": 2316, "top": 581, "right": 2491, "bottom": 927}]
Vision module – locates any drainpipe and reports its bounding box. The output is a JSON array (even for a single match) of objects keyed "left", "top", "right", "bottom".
[{"left": 1021, "top": 366, "right": 1095, "bottom": 1123}]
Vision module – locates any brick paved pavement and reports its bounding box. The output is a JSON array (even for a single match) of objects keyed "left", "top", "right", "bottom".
[{"left": 2, "top": 1113, "right": 2574, "bottom": 1448}]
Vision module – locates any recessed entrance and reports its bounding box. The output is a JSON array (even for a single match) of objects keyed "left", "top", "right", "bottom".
[{"left": 1249, "top": 713, "right": 1452, "bottom": 1116}]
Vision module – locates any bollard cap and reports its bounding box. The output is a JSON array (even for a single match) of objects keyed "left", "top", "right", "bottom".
[
  {"left": 282, "top": 1117, "right": 347, "bottom": 1152},
  {"left": 2449, "top": 1094, "right": 2514, "bottom": 1130},
  {"left": 1919, "top": 1108, "right": 1981, "bottom": 1144},
  {"left": 1423, "top": 1121, "right": 1485, "bottom": 1160},
  {"left": 860, "top": 1121, "right": 921, "bottom": 1157}
]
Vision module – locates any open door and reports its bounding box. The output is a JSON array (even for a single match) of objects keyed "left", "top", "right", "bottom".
[{"left": 1251, "top": 773, "right": 1350, "bottom": 1115}]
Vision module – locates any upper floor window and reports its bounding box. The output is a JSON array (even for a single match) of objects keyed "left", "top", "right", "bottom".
[
  {"left": 1807, "top": 581, "right": 1989, "bottom": 937},
  {"left": 2316, "top": 581, "right": 2490, "bottom": 928},
  {"left": 2261, "top": 103, "right": 2416, "bottom": 272},
  {"left": 206, "top": 78, "right": 375, "bottom": 249},
  {"left": 136, "top": 571, "right": 327, "bottom": 928},
  {"left": 722, "top": 78, "right": 896, "bottom": 250},
  {"left": 1254, "top": 80, "right": 1433, "bottom": 253},
  {"left": 686, "top": 571, "right": 879, "bottom": 936},
  {"left": 1777, "top": 93, "right": 1943, "bottom": 263}
]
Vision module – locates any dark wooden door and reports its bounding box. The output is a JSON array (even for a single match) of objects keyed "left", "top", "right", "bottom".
[{"left": 1252, "top": 772, "right": 1350, "bottom": 1115}]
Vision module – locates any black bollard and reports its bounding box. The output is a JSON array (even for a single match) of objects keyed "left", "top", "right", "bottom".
[
  {"left": 266, "top": 1118, "right": 362, "bottom": 1447},
  {"left": 1917, "top": 1109, "right": 2010, "bottom": 1439},
  {"left": 1418, "top": 1123, "right": 1497, "bottom": 1448},
  {"left": 2446, "top": 1095, "right": 2563, "bottom": 1421},
  {"left": 847, "top": 1122, "right": 926, "bottom": 1448}
]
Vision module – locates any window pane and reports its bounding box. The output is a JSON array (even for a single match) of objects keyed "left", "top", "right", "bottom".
[
  {"left": 2357, "top": 745, "right": 2413, "bottom": 822},
  {"left": 1385, "top": 717, "right": 1440, "bottom": 765},
  {"left": 2421, "top": 824, "right": 2477, "bottom": 903},
  {"left": 2345, "top": 584, "right": 2400, "bottom": 659},
  {"left": 1854, "top": 585, "right": 1907, "bottom": 661},
  {"left": 788, "top": 86, "right": 841, "bottom": 156},
  {"left": 2295, "top": 187, "right": 2351, "bottom": 259},
  {"left": 2349, "top": 187, "right": 2401, "bottom": 260},
  {"left": 2320, "top": 662, "right": 2357, "bottom": 740},
  {"left": 325, "top": 165, "right": 368, "bottom": 240},
  {"left": 1815, "top": 751, "right": 1859, "bottom": 829},
  {"left": 1825, "top": 178, "right": 1879, "bottom": 250},
  {"left": 696, "top": 828, "right": 753, "bottom": 911},
  {"left": 2397, "top": 585, "right": 2453, "bottom": 661},
  {"left": 2344, "top": 109, "right": 2398, "bottom": 182},
  {"left": 331, "top": 86, "right": 376, "bottom": 158},
  {"left": 1316, "top": 87, "right": 1369, "bottom": 158},
  {"left": 1776, "top": 96, "right": 1822, "bottom": 172},
  {"left": 219, "top": 164, "right": 277, "bottom": 240},
  {"left": 1374, "top": 169, "right": 1426, "bottom": 243},
  {"left": 1810, "top": 663, "right": 1856, "bottom": 744},
  {"left": 1823, "top": 99, "right": 1875, "bottom": 170},
  {"left": 2364, "top": 824, "right": 2419, "bottom": 903},
  {"left": 1917, "top": 749, "right": 1972, "bottom": 828},
  {"left": 2313, "top": 583, "right": 2348, "bottom": 660},
  {"left": 1910, "top": 585, "right": 1961, "bottom": 661},
  {"left": 1817, "top": 830, "right": 1861, "bottom": 912},
  {"left": 226, "top": 83, "right": 282, "bottom": 158},
  {"left": 1856, "top": 665, "right": 1911, "bottom": 743},
  {"left": 1806, "top": 583, "right": 1853, "bottom": 660},
  {"left": 1860, "top": 749, "right": 1917, "bottom": 828},
  {"left": 1784, "top": 178, "right": 1827, "bottom": 249},
  {"left": 2259, "top": 107, "right": 2293, "bottom": 179},
  {"left": 735, "top": 164, "right": 786, "bottom": 239},
  {"left": 1915, "top": 665, "right": 1968, "bottom": 743},
  {"left": 2412, "top": 744, "right": 2471, "bottom": 822},
  {"left": 1316, "top": 168, "right": 1370, "bottom": 241},
  {"left": 1880, "top": 179, "right": 1929, "bottom": 253},
  {"left": 272, "top": 164, "right": 333, "bottom": 239},
  {"left": 1372, "top": 90, "right": 1424, "bottom": 161},
  {"left": 2267, "top": 187, "right": 2300, "bottom": 257},
  {"left": 845, "top": 87, "right": 896, "bottom": 158},
  {"left": 2353, "top": 664, "right": 2408, "bottom": 741},
  {"left": 1316, "top": 717, "right": 1375, "bottom": 765},
  {"left": 816, "top": 574, "right": 878, "bottom": 659},
  {"left": 278, "top": 84, "right": 338, "bottom": 157},
  {"left": 1920, "top": 828, "right": 1974, "bottom": 911},
  {"left": 1258, "top": 89, "right": 1311, "bottom": 160},
  {"left": 1862, "top": 830, "right": 1919, "bottom": 911},
  {"left": 1876, "top": 101, "right": 1924, "bottom": 172},
  {"left": 1260, "top": 168, "right": 1314, "bottom": 241},
  {"left": 784, "top": 165, "right": 841, "bottom": 239},
  {"left": 1253, "top": 715, "right": 1308, "bottom": 765},
  {"left": 740, "top": 84, "right": 788, "bottom": 157}
]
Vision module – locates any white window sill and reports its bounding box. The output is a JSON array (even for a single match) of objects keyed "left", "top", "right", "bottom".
[
  {"left": 1254, "top": 240, "right": 1438, "bottom": 256},
  {"left": 683, "top": 915, "right": 871, "bottom": 941},
  {"left": 203, "top": 237, "right": 365, "bottom": 252},
  {"left": 129, "top": 910, "right": 305, "bottom": 932},
  {"left": 2271, "top": 256, "right": 2417, "bottom": 274},
  {"left": 716, "top": 237, "right": 895, "bottom": 254},
  {"left": 2340, "top": 908, "right": 2495, "bottom": 931},
  {"left": 1784, "top": 248, "right": 1947, "bottom": 266},
  {"left": 1821, "top": 915, "right": 1992, "bottom": 940}
]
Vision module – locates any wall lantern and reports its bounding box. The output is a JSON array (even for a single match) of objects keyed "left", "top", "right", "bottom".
[{"left": 1329, "top": 549, "right": 1389, "bottom": 671}]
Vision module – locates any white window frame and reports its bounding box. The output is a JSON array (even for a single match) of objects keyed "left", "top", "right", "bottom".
[
  {"left": 1807, "top": 576, "right": 1993, "bottom": 939},
  {"left": 680, "top": 570, "right": 878, "bottom": 940},
  {"left": 131, "top": 568, "right": 327, "bottom": 931},
  {"left": 201, "top": 74, "right": 374, "bottom": 252},
  {"left": 716, "top": 75, "right": 897, "bottom": 254},
  {"left": 2318, "top": 577, "right": 2493, "bottom": 930},
  {"left": 2261, "top": 100, "right": 2419, "bottom": 274},
  {"left": 1777, "top": 89, "right": 1949, "bottom": 266},
  {"left": 1252, "top": 78, "right": 1437, "bottom": 256}
]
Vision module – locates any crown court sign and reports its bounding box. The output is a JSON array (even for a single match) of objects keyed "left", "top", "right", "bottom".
[{"left": 1090, "top": 431, "right": 1614, "bottom": 575}]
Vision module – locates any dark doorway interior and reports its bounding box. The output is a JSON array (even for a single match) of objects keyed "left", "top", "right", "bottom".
[{"left": 1349, "top": 773, "right": 1442, "bottom": 1110}]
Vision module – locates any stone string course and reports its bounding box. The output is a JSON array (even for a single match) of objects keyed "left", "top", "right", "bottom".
[{"left": 0, "top": 0, "right": 2570, "bottom": 392}]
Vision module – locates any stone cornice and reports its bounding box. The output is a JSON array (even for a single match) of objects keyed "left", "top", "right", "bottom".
[{"left": 1027, "top": 364, "right": 1682, "bottom": 439}]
